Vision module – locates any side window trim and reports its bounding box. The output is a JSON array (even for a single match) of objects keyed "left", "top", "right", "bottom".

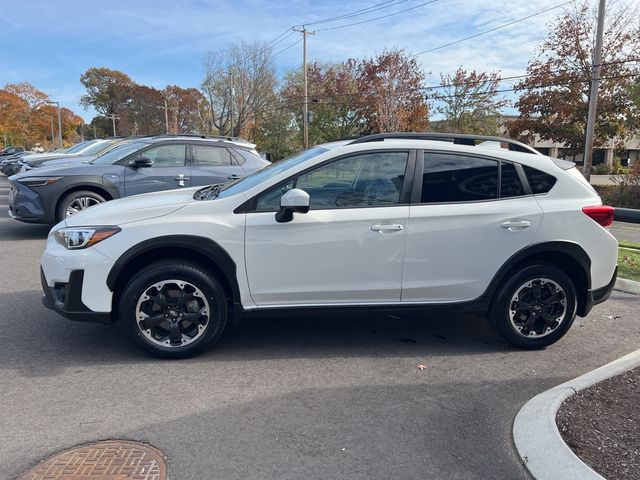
[
  {"left": 514, "top": 162, "right": 533, "bottom": 195},
  {"left": 238, "top": 149, "right": 415, "bottom": 214}
]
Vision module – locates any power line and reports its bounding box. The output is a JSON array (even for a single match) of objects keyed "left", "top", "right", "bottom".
[
  {"left": 297, "top": 0, "right": 409, "bottom": 27},
  {"left": 277, "top": 62, "right": 640, "bottom": 104},
  {"left": 317, "top": 0, "right": 438, "bottom": 31},
  {"left": 273, "top": 38, "right": 303, "bottom": 57},
  {"left": 412, "top": 1, "right": 573, "bottom": 56}
]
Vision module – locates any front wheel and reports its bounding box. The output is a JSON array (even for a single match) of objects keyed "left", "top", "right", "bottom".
[
  {"left": 489, "top": 264, "right": 577, "bottom": 349},
  {"left": 56, "top": 190, "right": 106, "bottom": 222},
  {"left": 119, "top": 261, "right": 229, "bottom": 358}
]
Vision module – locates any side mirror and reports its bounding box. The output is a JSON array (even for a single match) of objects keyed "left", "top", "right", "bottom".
[
  {"left": 275, "top": 188, "right": 310, "bottom": 223},
  {"left": 132, "top": 156, "right": 153, "bottom": 168}
]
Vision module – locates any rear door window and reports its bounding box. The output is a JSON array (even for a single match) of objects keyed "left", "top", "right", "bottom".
[{"left": 421, "top": 153, "right": 498, "bottom": 203}]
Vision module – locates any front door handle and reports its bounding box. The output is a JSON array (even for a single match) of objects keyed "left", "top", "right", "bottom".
[
  {"left": 501, "top": 220, "right": 531, "bottom": 231},
  {"left": 227, "top": 174, "right": 241, "bottom": 180},
  {"left": 371, "top": 223, "right": 404, "bottom": 233}
]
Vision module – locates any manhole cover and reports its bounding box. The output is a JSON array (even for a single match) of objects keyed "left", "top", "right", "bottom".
[{"left": 18, "top": 440, "right": 167, "bottom": 480}]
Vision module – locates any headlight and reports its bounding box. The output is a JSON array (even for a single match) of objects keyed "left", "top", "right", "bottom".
[
  {"left": 54, "top": 226, "right": 121, "bottom": 250},
  {"left": 17, "top": 176, "right": 61, "bottom": 187}
]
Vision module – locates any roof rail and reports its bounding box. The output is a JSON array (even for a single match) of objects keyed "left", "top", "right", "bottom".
[
  {"left": 347, "top": 132, "right": 541, "bottom": 155},
  {"left": 152, "top": 133, "right": 243, "bottom": 140}
]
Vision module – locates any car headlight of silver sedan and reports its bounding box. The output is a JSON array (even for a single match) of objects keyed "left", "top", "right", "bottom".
[{"left": 54, "top": 226, "right": 121, "bottom": 250}]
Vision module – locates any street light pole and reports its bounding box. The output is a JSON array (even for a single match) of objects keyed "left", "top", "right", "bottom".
[
  {"left": 582, "top": 0, "right": 606, "bottom": 181},
  {"left": 50, "top": 116, "right": 55, "bottom": 147},
  {"left": 47, "top": 101, "right": 63, "bottom": 148}
]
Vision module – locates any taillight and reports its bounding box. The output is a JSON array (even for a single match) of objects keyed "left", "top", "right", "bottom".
[{"left": 582, "top": 205, "right": 615, "bottom": 228}]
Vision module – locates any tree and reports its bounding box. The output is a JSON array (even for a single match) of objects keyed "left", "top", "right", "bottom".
[
  {"left": 432, "top": 67, "right": 508, "bottom": 134},
  {"left": 0, "top": 83, "right": 82, "bottom": 147},
  {"left": 358, "top": 48, "right": 429, "bottom": 133},
  {"left": 282, "top": 60, "right": 366, "bottom": 145},
  {"left": 80, "top": 67, "right": 134, "bottom": 117},
  {"left": 163, "top": 85, "right": 207, "bottom": 134},
  {"left": 201, "top": 41, "right": 278, "bottom": 137},
  {"left": 510, "top": 2, "right": 640, "bottom": 157}
]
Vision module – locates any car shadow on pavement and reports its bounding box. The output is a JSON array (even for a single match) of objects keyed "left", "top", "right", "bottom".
[
  {"left": 0, "top": 290, "right": 512, "bottom": 378},
  {"left": 0, "top": 221, "right": 51, "bottom": 241}
]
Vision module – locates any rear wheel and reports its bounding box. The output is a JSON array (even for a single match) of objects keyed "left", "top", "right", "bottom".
[
  {"left": 56, "top": 190, "right": 106, "bottom": 222},
  {"left": 489, "top": 263, "right": 577, "bottom": 348},
  {"left": 119, "top": 261, "right": 228, "bottom": 358}
]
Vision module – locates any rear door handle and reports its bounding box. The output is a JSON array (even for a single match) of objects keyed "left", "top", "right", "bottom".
[
  {"left": 501, "top": 220, "right": 531, "bottom": 231},
  {"left": 227, "top": 174, "right": 242, "bottom": 180},
  {"left": 174, "top": 173, "right": 189, "bottom": 186},
  {"left": 371, "top": 223, "right": 404, "bottom": 233}
]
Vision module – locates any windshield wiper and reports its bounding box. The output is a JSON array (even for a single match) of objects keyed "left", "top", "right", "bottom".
[{"left": 194, "top": 183, "right": 222, "bottom": 200}]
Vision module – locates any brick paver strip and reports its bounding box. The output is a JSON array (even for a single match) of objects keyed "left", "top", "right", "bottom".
[{"left": 17, "top": 440, "right": 167, "bottom": 480}]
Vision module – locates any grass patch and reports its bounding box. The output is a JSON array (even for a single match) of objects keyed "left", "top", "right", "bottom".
[
  {"left": 619, "top": 240, "right": 640, "bottom": 250},
  {"left": 618, "top": 246, "right": 640, "bottom": 282}
]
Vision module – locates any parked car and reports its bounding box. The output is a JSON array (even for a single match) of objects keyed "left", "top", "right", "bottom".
[
  {"left": 0, "top": 146, "right": 25, "bottom": 157},
  {"left": 39, "top": 132, "right": 618, "bottom": 358},
  {"left": 1, "top": 151, "right": 32, "bottom": 176},
  {"left": 19, "top": 139, "right": 121, "bottom": 171},
  {"left": 9, "top": 135, "right": 269, "bottom": 224}
]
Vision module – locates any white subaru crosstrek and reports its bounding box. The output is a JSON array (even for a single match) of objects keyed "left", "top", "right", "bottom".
[{"left": 40, "top": 133, "right": 618, "bottom": 357}]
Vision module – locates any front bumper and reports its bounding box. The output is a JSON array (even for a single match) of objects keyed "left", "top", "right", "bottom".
[
  {"left": 581, "top": 266, "right": 617, "bottom": 317},
  {"left": 8, "top": 180, "right": 48, "bottom": 223},
  {"left": 41, "top": 267, "right": 112, "bottom": 324},
  {"left": 41, "top": 236, "right": 115, "bottom": 318}
]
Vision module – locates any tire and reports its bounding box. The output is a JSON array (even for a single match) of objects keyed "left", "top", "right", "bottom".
[
  {"left": 118, "top": 260, "right": 229, "bottom": 358},
  {"left": 489, "top": 263, "right": 577, "bottom": 349},
  {"left": 56, "top": 190, "right": 106, "bottom": 222}
]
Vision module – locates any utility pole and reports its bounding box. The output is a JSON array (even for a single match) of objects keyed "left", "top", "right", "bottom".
[
  {"left": 164, "top": 99, "right": 170, "bottom": 134},
  {"left": 93, "top": 123, "right": 97, "bottom": 139},
  {"left": 50, "top": 116, "right": 55, "bottom": 146},
  {"left": 582, "top": 0, "right": 606, "bottom": 181},
  {"left": 293, "top": 26, "right": 315, "bottom": 149},
  {"left": 229, "top": 73, "right": 235, "bottom": 137}
]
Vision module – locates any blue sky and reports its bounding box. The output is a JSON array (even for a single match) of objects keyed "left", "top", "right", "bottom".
[{"left": 0, "top": 0, "right": 569, "bottom": 122}]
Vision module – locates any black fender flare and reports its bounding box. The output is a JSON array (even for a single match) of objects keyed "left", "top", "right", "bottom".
[
  {"left": 106, "top": 235, "right": 241, "bottom": 303},
  {"left": 481, "top": 240, "right": 591, "bottom": 314}
]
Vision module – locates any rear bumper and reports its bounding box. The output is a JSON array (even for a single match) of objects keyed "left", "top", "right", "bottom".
[
  {"left": 580, "top": 266, "right": 617, "bottom": 317},
  {"left": 41, "top": 267, "right": 112, "bottom": 324}
]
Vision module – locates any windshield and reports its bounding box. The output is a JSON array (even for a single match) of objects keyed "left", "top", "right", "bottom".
[
  {"left": 64, "top": 140, "right": 94, "bottom": 154},
  {"left": 80, "top": 140, "right": 119, "bottom": 156},
  {"left": 216, "top": 146, "right": 329, "bottom": 198},
  {"left": 91, "top": 140, "right": 149, "bottom": 165}
]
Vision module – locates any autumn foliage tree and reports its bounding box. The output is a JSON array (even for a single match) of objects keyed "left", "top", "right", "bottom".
[
  {"left": 282, "top": 60, "right": 365, "bottom": 145},
  {"left": 0, "top": 82, "right": 82, "bottom": 147},
  {"left": 510, "top": 1, "right": 640, "bottom": 157},
  {"left": 358, "top": 49, "right": 429, "bottom": 133},
  {"left": 432, "top": 67, "right": 508, "bottom": 135}
]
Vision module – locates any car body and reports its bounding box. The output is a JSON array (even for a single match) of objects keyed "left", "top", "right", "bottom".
[
  {"left": 9, "top": 135, "right": 269, "bottom": 224},
  {"left": 40, "top": 133, "right": 618, "bottom": 357}
]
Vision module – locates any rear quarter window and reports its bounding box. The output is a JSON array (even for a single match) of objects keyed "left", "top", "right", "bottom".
[{"left": 523, "top": 165, "right": 556, "bottom": 194}]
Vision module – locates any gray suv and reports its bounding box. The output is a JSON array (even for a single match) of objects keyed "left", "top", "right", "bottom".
[{"left": 9, "top": 135, "right": 270, "bottom": 224}]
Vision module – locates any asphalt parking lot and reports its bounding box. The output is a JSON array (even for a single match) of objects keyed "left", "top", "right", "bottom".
[{"left": 1, "top": 175, "right": 639, "bottom": 480}]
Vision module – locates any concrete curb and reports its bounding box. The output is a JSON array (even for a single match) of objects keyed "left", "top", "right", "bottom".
[
  {"left": 615, "top": 277, "right": 640, "bottom": 295},
  {"left": 513, "top": 349, "right": 640, "bottom": 480}
]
